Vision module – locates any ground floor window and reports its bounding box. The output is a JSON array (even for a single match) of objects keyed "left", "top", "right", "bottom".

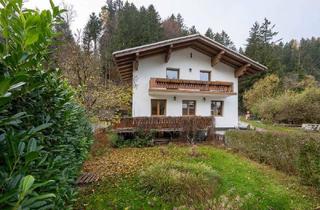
[
  {"left": 151, "top": 99, "right": 166, "bottom": 116},
  {"left": 182, "top": 100, "right": 196, "bottom": 115},
  {"left": 211, "top": 101, "right": 223, "bottom": 116}
]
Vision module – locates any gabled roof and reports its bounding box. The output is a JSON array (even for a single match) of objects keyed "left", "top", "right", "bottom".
[{"left": 113, "top": 34, "right": 267, "bottom": 82}]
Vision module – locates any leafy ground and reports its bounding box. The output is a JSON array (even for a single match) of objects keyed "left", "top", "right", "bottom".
[{"left": 76, "top": 144, "right": 319, "bottom": 210}]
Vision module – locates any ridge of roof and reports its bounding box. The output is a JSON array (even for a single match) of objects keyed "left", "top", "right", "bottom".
[
  {"left": 112, "top": 33, "right": 200, "bottom": 55},
  {"left": 112, "top": 33, "right": 267, "bottom": 70}
]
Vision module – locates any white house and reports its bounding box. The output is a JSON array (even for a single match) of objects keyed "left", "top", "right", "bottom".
[{"left": 113, "top": 34, "right": 267, "bottom": 129}]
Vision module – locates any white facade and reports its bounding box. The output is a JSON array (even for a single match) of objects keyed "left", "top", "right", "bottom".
[{"left": 132, "top": 47, "right": 239, "bottom": 128}]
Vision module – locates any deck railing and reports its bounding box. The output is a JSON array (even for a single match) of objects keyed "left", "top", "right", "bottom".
[
  {"left": 114, "top": 116, "right": 214, "bottom": 131},
  {"left": 149, "top": 78, "right": 233, "bottom": 93}
]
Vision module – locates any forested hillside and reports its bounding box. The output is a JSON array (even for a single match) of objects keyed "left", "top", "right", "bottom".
[{"left": 51, "top": 0, "right": 320, "bottom": 118}]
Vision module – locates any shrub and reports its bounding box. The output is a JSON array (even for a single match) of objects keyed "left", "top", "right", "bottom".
[
  {"left": 139, "top": 161, "right": 220, "bottom": 205},
  {"left": 0, "top": 1, "right": 92, "bottom": 209},
  {"left": 243, "top": 74, "right": 280, "bottom": 113},
  {"left": 298, "top": 139, "right": 320, "bottom": 188},
  {"left": 111, "top": 130, "right": 154, "bottom": 148},
  {"left": 255, "top": 88, "right": 320, "bottom": 124},
  {"left": 225, "top": 130, "right": 320, "bottom": 190}
]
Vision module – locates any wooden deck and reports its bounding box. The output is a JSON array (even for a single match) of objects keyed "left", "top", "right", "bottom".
[{"left": 113, "top": 116, "right": 214, "bottom": 132}]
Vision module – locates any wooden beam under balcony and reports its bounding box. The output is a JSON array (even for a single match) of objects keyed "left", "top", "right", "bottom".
[
  {"left": 132, "top": 52, "right": 139, "bottom": 71},
  {"left": 235, "top": 64, "right": 251, "bottom": 77},
  {"left": 165, "top": 44, "right": 173, "bottom": 63},
  {"left": 211, "top": 51, "right": 225, "bottom": 67}
]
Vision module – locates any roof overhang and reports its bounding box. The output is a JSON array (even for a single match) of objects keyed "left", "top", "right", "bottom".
[{"left": 112, "top": 34, "right": 268, "bottom": 82}]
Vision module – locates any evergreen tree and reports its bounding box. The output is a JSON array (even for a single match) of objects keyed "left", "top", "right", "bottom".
[
  {"left": 214, "top": 30, "right": 236, "bottom": 50},
  {"left": 83, "top": 12, "right": 102, "bottom": 53},
  {"left": 189, "top": 25, "right": 198, "bottom": 34},
  {"left": 162, "top": 13, "right": 189, "bottom": 39},
  {"left": 205, "top": 28, "right": 214, "bottom": 39},
  {"left": 240, "top": 18, "right": 282, "bottom": 112},
  {"left": 139, "top": 5, "right": 164, "bottom": 44},
  {"left": 99, "top": 0, "right": 122, "bottom": 81},
  {"left": 245, "top": 18, "right": 282, "bottom": 73}
]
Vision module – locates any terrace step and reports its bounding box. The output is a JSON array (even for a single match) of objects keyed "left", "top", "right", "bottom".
[{"left": 76, "top": 172, "right": 99, "bottom": 185}]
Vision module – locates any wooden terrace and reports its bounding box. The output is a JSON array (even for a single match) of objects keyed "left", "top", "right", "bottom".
[{"left": 113, "top": 116, "right": 214, "bottom": 133}]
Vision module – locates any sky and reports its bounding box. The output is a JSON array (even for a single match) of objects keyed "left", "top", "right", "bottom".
[{"left": 24, "top": 0, "right": 320, "bottom": 48}]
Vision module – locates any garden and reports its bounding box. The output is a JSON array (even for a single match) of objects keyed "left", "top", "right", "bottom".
[{"left": 76, "top": 135, "right": 320, "bottom": 209}]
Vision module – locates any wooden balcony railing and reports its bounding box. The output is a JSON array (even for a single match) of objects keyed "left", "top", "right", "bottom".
[
  {"left": 149, "top": 78, "right": 234, "bottom": 94},
  {"left": 114, "top": 116, "right": 214, "bottom": 131}
]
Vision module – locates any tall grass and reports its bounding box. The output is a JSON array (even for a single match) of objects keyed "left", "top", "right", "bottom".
[
  {"left": 225, "top": 130, "right": 320, "bottom": 191},
  {"left": 139, "top": 161, "right": 221, "bottom": 205}
]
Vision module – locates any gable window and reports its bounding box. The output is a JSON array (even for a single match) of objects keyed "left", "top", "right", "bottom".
[
  {"left": 200, "top": 71, "right": 211, "bottom": 81},
  {"left": 166, "top": 68, "right": 179, "bottom": 79},
  {"left": 182, "top": 100, "right": 196, "bottom": 116},
  {"left": 151, "top": 99, "right": 166, "bottom": 116},
  {"left": 211, "top": 101, "right": 223, "bottom": 116}
]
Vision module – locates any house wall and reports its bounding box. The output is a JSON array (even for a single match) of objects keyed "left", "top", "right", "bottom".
[{"left": 132, "top": 47, "right": 239, "bottom": 128}]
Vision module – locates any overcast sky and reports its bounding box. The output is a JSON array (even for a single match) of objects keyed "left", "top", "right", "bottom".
[{"left": 24, "top": 0, "right": 320, "bottom": 48}]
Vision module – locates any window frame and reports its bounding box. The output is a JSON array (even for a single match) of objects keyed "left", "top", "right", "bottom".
[
  {"left": 166, "top": 68, "right": 180, "bottom": 80},
  {"left": 211, "top": 100, "right": 224, "bottom": 117},
  {"left": 151, "top": 99, "right": 167, "bottom": 116},
  {"left": 182, "top": 100, "right": 196, "bottom": 116},
  {"left": 200, "top": 70, "right": 211, "bottom": 81}
]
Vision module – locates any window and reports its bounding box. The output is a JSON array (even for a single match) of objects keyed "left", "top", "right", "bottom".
[
  {"left": 182, "top": 100, "right": 196, "bottom": 116},
  {"left": 200, "top": 71, "right": 211, "bottom": 81},
  {"left": 166, "top": 68, "right": 179, "bottom": 79},
  {"left": 151, "top": 99, "right": 166, "bottom": 116},
  {"left": 211, "top": 101, "right": 223, "bottom": 116}
]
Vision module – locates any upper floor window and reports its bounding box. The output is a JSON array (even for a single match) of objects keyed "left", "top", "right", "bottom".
[
  {"left": 200, "top": 71, "right": 211, "bottom": 81},
  {"left": 211, "top": 101, "right": 223, "bottom": 116},
  {"left": 166, "top": 68, "right": 179, "bottom": 79},
  {"left": 182, "top": 100, "right": 196, "bottom": 116}
]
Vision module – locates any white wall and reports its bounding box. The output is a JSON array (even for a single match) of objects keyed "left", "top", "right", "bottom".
[{"left": 132, "top": 47, "right": 238, "bottom": 128}]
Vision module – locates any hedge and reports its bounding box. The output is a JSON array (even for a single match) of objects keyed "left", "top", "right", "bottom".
[
  {"left": 225, "top": 130, "right": 320, "bottom": 191},
  {"left": 0, "top": 1, "right": 92, "bottom": 209}
]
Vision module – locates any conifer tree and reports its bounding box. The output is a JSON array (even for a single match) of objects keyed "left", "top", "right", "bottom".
[
  {"left": 205, "top": 28, "right": 214, "bottom": 39},
  {"left": 189, "top": 25, "right": 198, "bottom": 34},
  {"left": 214, "top": 30, "right": 236, "bottom": 50},
  {"left": 83, "top": 12, "right": 102, "bottom": 53}
]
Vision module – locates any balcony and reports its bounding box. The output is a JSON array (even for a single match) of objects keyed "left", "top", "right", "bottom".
[{"left": 149, "top": 78, "right": 235, "bottom": 97}]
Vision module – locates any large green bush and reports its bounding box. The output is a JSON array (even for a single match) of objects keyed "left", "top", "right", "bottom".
[
  {"left": 255, "top": 88, "right": 320, "bottom": 124},
  {"left": 225, "top": 130, "right": 320, "bottom": 191},
  {"left": 244, "top": 73, "right": 320, "bottom": 124},
  {"left": 0, "top": 0, "right": 92, "bottom": 209},
  {"left": 243, "top": 74, "right": 281, "bottom": 114}
]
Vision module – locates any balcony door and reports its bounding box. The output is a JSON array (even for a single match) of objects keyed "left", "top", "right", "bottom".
[
  {"left": 182, "top": 100, "right": 196, "bottom": 116},
  {"left": 151, "top": 99, "right": 166, "bottom": 116}
]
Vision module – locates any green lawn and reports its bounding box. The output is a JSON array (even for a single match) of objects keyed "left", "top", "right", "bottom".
[
  {"left": 77, "top": 145, "right": 319, "bottom": 210},
  {"left": 240, "top": 116, "right": 301, "bottom": 132}
]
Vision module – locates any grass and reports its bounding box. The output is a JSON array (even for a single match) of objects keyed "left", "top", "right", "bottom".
[
  {"left": 76, "top": 145, "right": 319, "bottom": 209},
  {"left": 240, "top": 116, "right": 301, "bottom": 132}
]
